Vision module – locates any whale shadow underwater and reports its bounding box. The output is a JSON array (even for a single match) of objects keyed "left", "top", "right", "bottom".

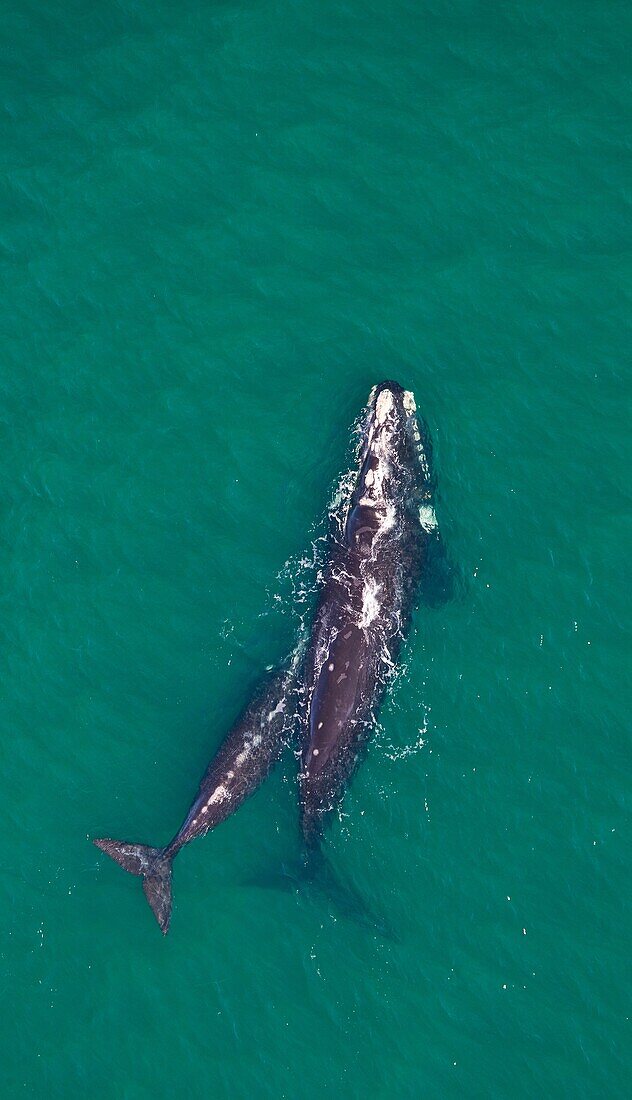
[{"left": 94, "top": 380, "right": 449, "bottom": 934}]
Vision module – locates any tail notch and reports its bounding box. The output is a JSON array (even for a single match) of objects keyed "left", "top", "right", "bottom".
[{"left": 94, "top": 838, "right": 173, "bottom": 935}]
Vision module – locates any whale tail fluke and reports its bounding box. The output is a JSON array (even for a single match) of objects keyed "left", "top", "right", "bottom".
[{"left": 93, "top": 838, "right": 173, "bottom": 935}]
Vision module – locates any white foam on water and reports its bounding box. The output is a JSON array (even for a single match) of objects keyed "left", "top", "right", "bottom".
[{"left": 359, "top": 577, "right": 381, "bottom": 628}]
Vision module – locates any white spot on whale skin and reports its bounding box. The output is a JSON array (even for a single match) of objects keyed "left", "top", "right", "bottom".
[
  {"left": 313, "top": 748, "right": 319, "bottom": 756},
  {"left": 328, "top": 662, "right": 334, "bottom": 672},
  {"left": 403, "top": 390, "right": 417, "bottom": 413},
  {"left": 235, "top": 744, "right": 251, "bottom": 767},
  {"left": 318, "top": 721, "right": 323, "bottom": 729},
  {"left": 209, "top": 784, "right": 229, "bottom": 805},
  {"left": 364, "top": 468, "right": 375, "bottom": 487},
  {"left": 419, "top": 504, "right": 438, "bottom": 531}
]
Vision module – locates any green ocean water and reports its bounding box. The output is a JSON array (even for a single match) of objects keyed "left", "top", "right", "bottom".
[{"left": 1, "top": 0, "right": 630, "bottom": 1095}]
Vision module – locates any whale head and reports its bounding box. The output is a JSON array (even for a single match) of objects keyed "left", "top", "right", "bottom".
[{"left": 344, "top": 380, "right": 433, "bottom": 550}]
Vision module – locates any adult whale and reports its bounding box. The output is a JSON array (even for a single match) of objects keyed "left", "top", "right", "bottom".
[
  {"left": 298, "top": 380, "right": 438, "bottom": 847},
  {"left": 94, "top": 664, "right": 296, "bottom": 933}
]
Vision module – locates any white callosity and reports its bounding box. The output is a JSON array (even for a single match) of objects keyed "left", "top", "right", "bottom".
[
  {"left": 401, "top": 387, "right": 432, "bottom": 483},
  {"left": 354, "top": 389, "right": 402, "bottom": 633},
  {"left": 355, "top": 382, "right": 438, "bottom": 623},
  {"left": 375, "top": 387, "right": 395, "bottom": 424},
  {"left": 357, "top": 394, "right": 396, "bottom": 512},
  {"left": 314, "top": 384, "right": 436, "bottom": 711}
]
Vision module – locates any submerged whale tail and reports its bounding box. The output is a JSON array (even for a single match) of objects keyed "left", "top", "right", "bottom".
[
  {"left": 301, "top": 847, "right": 397, "bottom": 938},
  {"left": 247, "top": 846, "right": 398, "bottom": 941},
  {"left": 93, "top": 838, "right": 173, "bottom": 935}
]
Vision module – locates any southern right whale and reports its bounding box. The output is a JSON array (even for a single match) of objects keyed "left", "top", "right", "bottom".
[
  {"left": 298, "top": 380, "right": 438, "bottom": 847},
  {"left": 94, "top": 663, "right": 296, "bottom": 934}
]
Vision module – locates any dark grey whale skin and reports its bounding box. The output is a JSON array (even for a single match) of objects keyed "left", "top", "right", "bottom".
[
  {"left": 94, "top": 665, "right": 297, "bottom": 933},
  {"left": 298, "top": 380, "right": 437, "bottom": 847}
]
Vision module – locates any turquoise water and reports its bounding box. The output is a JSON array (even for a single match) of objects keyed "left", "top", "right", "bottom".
[{"left": 2, "top": 1, "right": 630, "bottom": 1096}]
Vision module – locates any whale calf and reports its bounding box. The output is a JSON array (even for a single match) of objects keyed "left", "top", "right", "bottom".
[
  {"left": 94, "top": 665, "right": 296, "bottom": 933},
  {"left": 298, "top": 380, "right": 437, "bottom": 847}
]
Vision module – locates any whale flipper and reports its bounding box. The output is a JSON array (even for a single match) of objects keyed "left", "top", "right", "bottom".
[
  {"left": 94, "top": 839, "right": 172, "bottom": 934},
  {"left": 418, "top": 527, "right": 459, "bottom": 608}
]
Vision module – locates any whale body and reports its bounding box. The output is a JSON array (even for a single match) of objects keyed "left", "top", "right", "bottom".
[
  {"left": 298, "top": 380, "right": 437, "bottom": 846},
  {"left": 94, "top": 666, "right": 296, "bottom": 933}
]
